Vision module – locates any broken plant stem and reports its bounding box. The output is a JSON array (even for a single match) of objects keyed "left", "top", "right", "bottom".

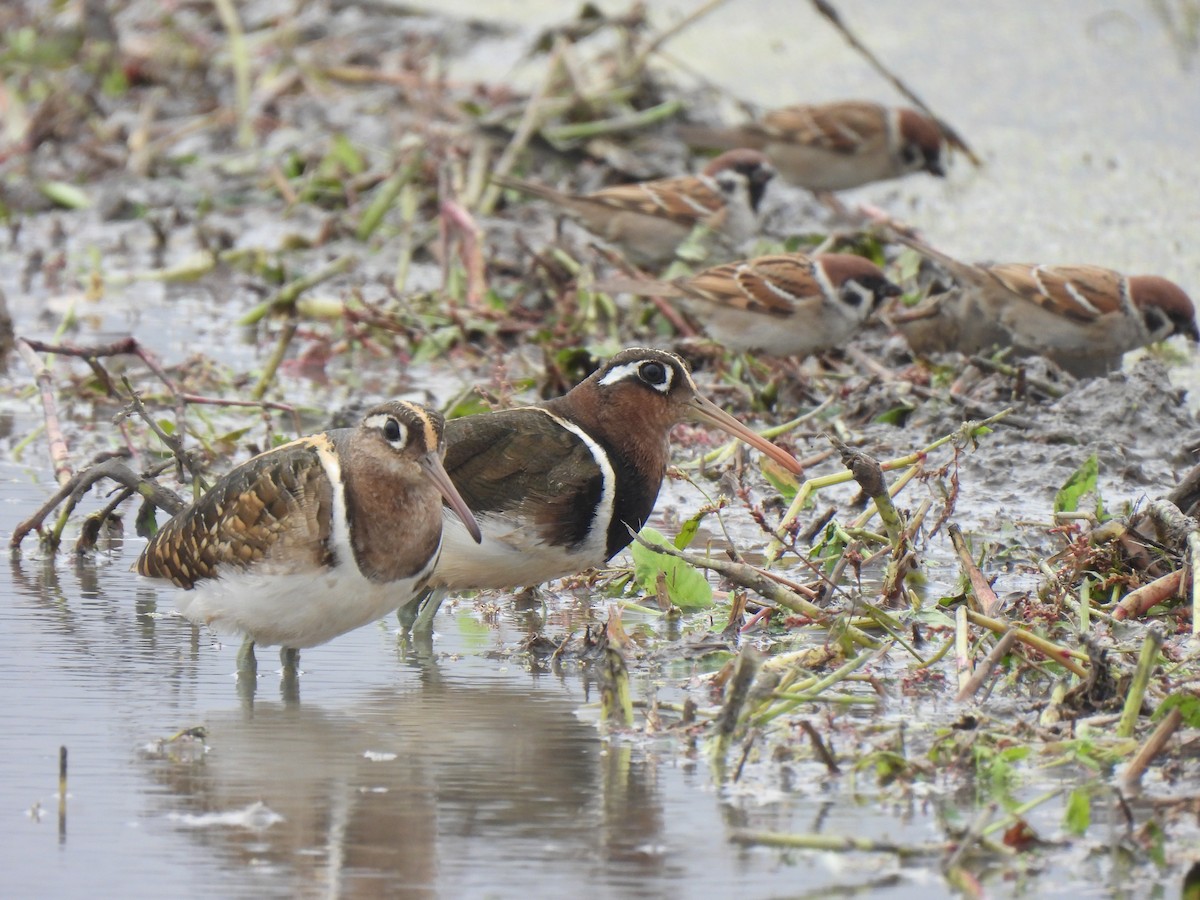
[
  {"left": 710, "top": 647, "right": 762, "bottom": 773},
  {"left": 955, "top": 628, "right": 1019, "bottom": 702},
  {"left": 358, "top": 151, "right": 423, "bottom": 242},
  {"left": 965, "top": 609, "right": 1088, "bottom": 677},
  {"left": 769, "top": 410, "right": 1011, "bottom": 562},
  {"left": 830, "top": 435, "right": 904, "bottom": 545},
  {"left": 850, "top": 456, "right": 922, "bottom": 536},
  {"left": 949, "top": 523, "right": 1002, "bottom": 617},
  {"left": 212, "top": 0, "right": 253, "bottom": 149},
  {"left": 731, "top": 829, "right": 945, "bottom": 857},
  {"left": 252, "top": 320, "right": 298, "bottom": 401},
  {"left": 599, "top": 643, "right": 635, "bottom": 729},
  {"left": 541, "top": 99, "right": 684, "bottom": 144},
  {"left": 630, "top": 532, "right": 877, "bottom": 648},
  {"left": 978, "top": 788, "right": 1064, "bottom": 840},
  {"left": 16, "top": 339, "right": 72, "bottom": 486},
  {"left": 754, "top": 643, "right": 891, "bottom": 726},
  {"left": 118, "top": 378, "right": 206, "bottom": 484},
  {"left": 1116, "top": 628, "right": 1163, "bottom": 739},
  {"left": 1122, "top": 707, "right": 1183, "bottom": 791},
  {"left": 1113, "top": 570, "right": 1184, "bottom": 621},
  {"left": 238, "top": 255, "right": 358, "bottom": 326},
  {"left": 955, "top": 605, "right": 971, "bottom": 693},
  {"left": 11, "top": 458, "right": 186, "bottom": 550}
]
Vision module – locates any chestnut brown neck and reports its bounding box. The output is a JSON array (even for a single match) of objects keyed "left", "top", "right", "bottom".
[{"left": 544, "top": 381, "right": 676, "bottom": 558}]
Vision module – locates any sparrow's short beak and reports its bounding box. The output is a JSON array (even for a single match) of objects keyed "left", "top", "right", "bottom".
[
  {"left": 687, "top": 395, "right": 804, "bottom": 475},
  {"left": 927, "top": 159, "right": 947, "bottom": 178},
  {"left": 420, "top": 451, "right": 483, "bottom": 544}
]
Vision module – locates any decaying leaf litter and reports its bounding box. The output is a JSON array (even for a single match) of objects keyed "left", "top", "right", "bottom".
[{"left": 3, "top": 0, "right": 1200, "bottom": 892}]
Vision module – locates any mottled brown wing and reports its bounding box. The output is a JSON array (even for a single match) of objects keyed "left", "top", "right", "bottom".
[
  {"left": 764, "top": 102, "right": 883, "bottom": 155},
  {"left": 681, "top": 255, "right": 814, "bottom": 315},
  {"left": 1035, "top": 265, "right": 1128, "bottom": 317},
  {"left": 442, "top": 409, "right": 603, "bottom": 549},
  {"left": 585, "top": 174, "right": 725, "bottom": 226},
  {"left": 987, "top": 263, "right": 1124, "bottom": 324},
  {"left": 136, "top": 438, "right": 335, "bottom": 588}
]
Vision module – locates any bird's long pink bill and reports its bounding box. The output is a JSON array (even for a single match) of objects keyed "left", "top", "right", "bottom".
[
  {"left": 420, "top": 452, "right": 483, "bottom": 543},
  {"left": 688, "top": 395, "right": 804, "bottom": 475}
]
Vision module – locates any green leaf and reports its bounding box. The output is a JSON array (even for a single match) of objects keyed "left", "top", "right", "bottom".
[
  {"left": 673, "top": 509, "right": 709, "bottom": 549},
  {"left": 39, "top": 181, "right": 91, "bottom": 209},
  {"left": 1145, "top": 819, "right": 1167, "bottom": 868},
  {"left": 1055, "top": 453, "right": 1099, "bottom": 514},
  {"left": 630, "top": 526, "right": 712, "bottom": 610},
  {"left": 1157, "top": 691, "right": 1200, "bottom": 727},
  {"left": 135, "top": 498, "right": 160, "bottom": 539},
  {"left": 326, "top": 133, "right": 366, "bottom": 175},
  {"left": 214, "top": 426, "right": 253, "bottom": 446},
  {"left": 1064, "top": 787, "right": 1091, "bottom": 835},
  {"left": 875, "top": 404, "right": 914, "bottom": 426},
  {"left": 762, "top": 465, "right": 798, "bottom": 502}
]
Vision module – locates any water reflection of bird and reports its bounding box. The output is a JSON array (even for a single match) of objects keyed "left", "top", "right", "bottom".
[
  {"left": 140, "top": 684, "right": 667, "bottom": 895},
  {"left": 136, "top": 401, "right": 482, "bottom": 676}
]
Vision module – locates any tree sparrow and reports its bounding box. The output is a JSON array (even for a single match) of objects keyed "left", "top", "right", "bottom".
[
  {"left": 599, "top": 252, "right": 901, "bottom": 357},
  {"left": 678, "top": 100, "right": 946, "bottom": 192},
  {"left": 490, "top": 148, "right": 774, "bottom": 267},
  {"left": 892, "top": 235, "right": 1199, "bottom": 377}
]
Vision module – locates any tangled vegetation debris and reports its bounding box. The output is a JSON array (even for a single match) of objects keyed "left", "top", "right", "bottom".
[{"left": 3, "top": 1, "right": 1200, "bottom": 894}]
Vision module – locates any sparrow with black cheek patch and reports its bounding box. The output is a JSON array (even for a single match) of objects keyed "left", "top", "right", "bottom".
[
  {"left": 598, "top": 253, "right": 901, "bottom": 357},
  {"left": 892, "top": 235, "right": 1199, "bottom": 378},
  {"left": 679, "top": 100, "right": 946, "bottom": 193},
  {"left": 491, "top": 148, "right": 775, "bottom": 266}
]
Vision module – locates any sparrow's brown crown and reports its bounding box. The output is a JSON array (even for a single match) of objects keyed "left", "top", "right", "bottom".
[{"left": 1129, "top": 275, "right": 1198, "bottom": 341}]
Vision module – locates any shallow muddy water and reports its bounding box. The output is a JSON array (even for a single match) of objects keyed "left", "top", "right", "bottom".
[
  {"left": 0, "top": 466, "right": 945, "bottom": 899},
  {"left": 3, "top": 0, "right": 1200, "bottom": 897}
]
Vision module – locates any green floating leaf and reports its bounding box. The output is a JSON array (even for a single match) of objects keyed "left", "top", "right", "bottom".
[
  {"left": 1054, "top": 453, "right": 1099, "bottom": 514},
  {"left": 1064, "top": 787, "right": 1091, "bottom": 836},
  {"left": 630, "top": 526, "right": 712, "bottom": 610},
  {"left": 39, "top": 181, "right": 91, "bottom": 209}
]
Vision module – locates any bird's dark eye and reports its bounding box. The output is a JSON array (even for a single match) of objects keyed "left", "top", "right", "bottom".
[
  {"left": 384, "top": 417, "right": 405, "bottom": 444},
  {"left": 901, "top": 145, "right": 919, "bottom": 164},
  {"left": 639, "top": 361, "right": 668, "bottom": 387}
]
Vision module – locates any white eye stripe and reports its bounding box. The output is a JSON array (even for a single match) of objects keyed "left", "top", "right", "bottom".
[
  {"left": 362, "top": 413, "right": 408, "bottom": 447},
  {"left": 598, "top": 359, "right": 674, "bottom": 393}
]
